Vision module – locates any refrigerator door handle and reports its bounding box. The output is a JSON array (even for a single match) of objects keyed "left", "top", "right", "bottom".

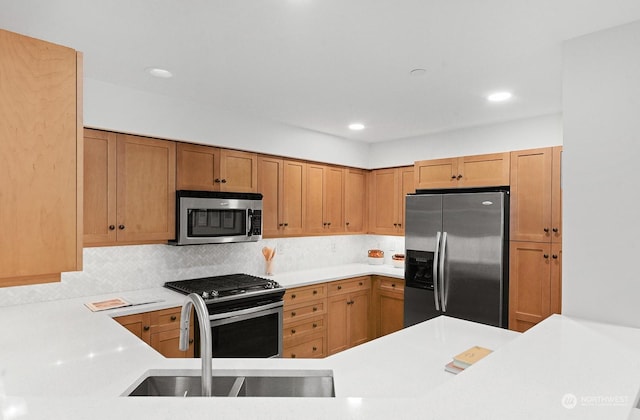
[
  {"left": 433, "top": 231, "right": 441, "bottom": 311},
  {"left": 440, "top": 231, "right": 448, "bottom": 312}
]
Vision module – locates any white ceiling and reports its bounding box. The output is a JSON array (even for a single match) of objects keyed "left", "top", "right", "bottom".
[{"left": 2, "top": 0, "right": 640, "bottom": 143}]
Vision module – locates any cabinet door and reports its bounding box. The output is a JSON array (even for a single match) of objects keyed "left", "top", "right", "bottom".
[
  {"left": 550, "top": 244, "right": 562, "bottom": 315},
  {"left": 375, "top": 277, "right": 405, "bottom": 338},
  {"left": 397, "top": 166, "right": 415, "bottom": 234},
  {"left": 257, "top": 156, "right": 283, "bottom": 237},
  {"left": 176, "top": 143, "right": 220, "bottom": 191},
  {"left": 509, "top": 241, "right": 551, "bottom": 332},
  {"left": 414, "top": 158, "right": 458, "bottom": 189},
  {"left": 551, "top": 146, "right": 563, "bottom": 243},
  {"left": 116, "top": 134, "right": 176, "bottom": 242},
  {"left": 282, "top": 159, "right": 305, "bottom": 235},
  {"left": 113, "top": 313, "right": 147, "bottom": 340},
  {"left": 305, "top": 164, "right": 326, "bottom": 234},
  {"left": 150, "top": 328, "right": 194, "bottom": 358},
  {"left": 324, "top": 165, "right": 344, "bottom": 233},
  {"left": 327, "top": 294, "right": 350, "bottom": 355},
  {"left": 349, "top": 290, "right": 371, "bottom": 348},
  {"left": 369, "top": 168, "right": 398, "bottom": 235},
  {"left": 0, "top": 29, "right": 82, "bottom": 285},
  {"left": 220, "top": 149, "right": 258, "bottom": 192},
  {"left": 84, "top": 129, "right": 117, "bottom": 245},
  {"left": 344, "top": 168, "right": 367, "bottom": 233},
  {"left": 457, "top": 152, "right": 510, "bottom": 188},
  {"left": 510, "top": 148, "right": 553, "bottom": 242}
]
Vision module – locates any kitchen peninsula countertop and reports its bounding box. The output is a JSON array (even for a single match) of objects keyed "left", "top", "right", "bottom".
[{"left": 1, "top": 264, "right": 640, "bottom": 419}]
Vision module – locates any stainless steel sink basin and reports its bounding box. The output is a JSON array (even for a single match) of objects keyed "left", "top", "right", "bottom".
[{"left": 125, "top": 369, "right": 335, "bottom": 398}]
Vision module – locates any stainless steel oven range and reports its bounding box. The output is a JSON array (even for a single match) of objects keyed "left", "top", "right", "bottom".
[{"left": 164, "top": 274, "right": 284, "bottom": 358}]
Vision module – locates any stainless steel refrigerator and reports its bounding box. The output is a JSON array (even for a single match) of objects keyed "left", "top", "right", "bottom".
[{"left": 404, "top": 190, "right": 508, "bottom": 328}]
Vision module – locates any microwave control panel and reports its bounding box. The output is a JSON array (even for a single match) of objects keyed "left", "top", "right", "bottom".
[{"left": 249, "top": 209, "right": 262, "bottom": 236}]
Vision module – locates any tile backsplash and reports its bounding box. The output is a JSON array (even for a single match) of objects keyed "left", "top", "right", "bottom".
[{"left": 0, "top": 235, "right": 404, "bottom": 307}]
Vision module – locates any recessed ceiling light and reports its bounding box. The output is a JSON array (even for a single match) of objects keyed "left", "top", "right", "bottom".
[
  {"left": 348, "top": 123, "right": 365, "bottom": 131},
  {"left": 146, "top": 67, "right": 173, "bottom": 78},
  {"left": 487, "top": 91, "right": 512, "bottom": 102}
]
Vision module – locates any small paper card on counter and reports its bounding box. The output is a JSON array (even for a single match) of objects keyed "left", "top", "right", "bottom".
[{"left": 85, "top": 297, "right": 129, "bottom": 312}]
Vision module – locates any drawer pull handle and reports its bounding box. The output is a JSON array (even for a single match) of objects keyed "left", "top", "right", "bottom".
[
  {"left": 337, "top": 285, "right": 342, "bottom": 290},
  {"left": 291, "top": 294, "right": 297, "bottom": 299},
  {"left": 143, "top": 326, "right": 150, "bottom": 331},
  {"left": 312, "top": 346, "right": 317, "bottom": 352},
  {"left": 313, "top": 323, "right": 318, "bottom": 328},
  {"left": 291, "top": 311, "right": 296, "bottom": 317},
  {"left": 291, "top": 329, "right": 296, "bottom": 334},
  {"left": 391, "top": 283, "right": 396, "bottom": 288},
  {"left": 313, "top": 290, "right": 318, "bottom": 295},
  {"left": 313, "top": 307, "right": 318, "bottom": 312},
  {"left": 170, "top": 315, "right": 177, "bottom": 321},
  {"left": 291, "top": 354, "right": 296, "bottom": 358},
  {"left": 359, "top": 282, "right": 363, "bottom": 286},
  {"left": 189, "top": 339, "right": 194, "bottom": 344}
]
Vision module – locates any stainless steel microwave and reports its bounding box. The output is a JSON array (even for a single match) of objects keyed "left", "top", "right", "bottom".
[{"left": 170, "top": 190, "right": 263, "bottom": 245}]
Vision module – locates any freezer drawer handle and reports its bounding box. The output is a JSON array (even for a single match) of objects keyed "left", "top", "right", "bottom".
[
  {"left": 440, "top": 231, "right": 448, "bottom": 312},
  {"left": 433, "top": 231, "right": 441, "bottom": 311}
]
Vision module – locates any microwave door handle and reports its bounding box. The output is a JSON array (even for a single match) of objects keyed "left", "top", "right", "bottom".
[
  {"left": 440, "top": 231, "right": 447, "bottom": 312},
  {"left": 433, "top": 231, "right": 441, "bottom": 311},
  {"left": 247, "top": 209, "right": 253, "bottom": 237}
]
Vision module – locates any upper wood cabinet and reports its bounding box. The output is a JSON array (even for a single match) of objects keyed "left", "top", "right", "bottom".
[
  {"left": 0, "top": 29, "right": 83, "bottom": 286},
  {"left": 83, "top": 131, "right": 176, "bottom": 246},
  {"left": 176, "top": 143, "right": 257, "bottom": 192},
  {"left": 415, "top": 152, "right": 510, "bottom": 189},
  {"left": 258, "top": 156, "right": 305, "bottom": 237},
  {"left": 305, "top": 164, "right": 345, "bottom": 234},
  {"left": 369, "top": 166, "right": 414, "bottom": 235},
  {"left": 343, "top": 168, "right": 368, "bottom": 233},
  {"left": 510, "top": 147, "right": 562, "bottom": 243}
]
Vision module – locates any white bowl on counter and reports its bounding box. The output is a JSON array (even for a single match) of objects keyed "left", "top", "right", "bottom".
[
  {"left": 368, "top": 257, "right": 384, "bottom": 265},
  {"left": 392, "top": 259, "right": 405, "bottom": 268}
]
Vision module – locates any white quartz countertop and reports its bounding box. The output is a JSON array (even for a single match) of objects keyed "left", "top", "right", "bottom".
[{"left": 1, "top": 264, "right": 639, "bottom": 419}]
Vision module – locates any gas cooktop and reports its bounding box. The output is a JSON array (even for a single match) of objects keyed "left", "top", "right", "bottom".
[{"left": 164, "top": 273, "right": 282, "bottom": 302}]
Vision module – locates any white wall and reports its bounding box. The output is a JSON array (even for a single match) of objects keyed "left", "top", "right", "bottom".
[
  {"left": 84, "top": 78, "right": 371, "bottom": 169},
  {"left": 368, "top": 113, "right": 563, "bottom": 168},
  {"left": 562, "top": 20, "right": 640, "bottom": 327}
]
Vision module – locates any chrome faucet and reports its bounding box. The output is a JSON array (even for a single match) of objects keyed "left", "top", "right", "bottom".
[{"left": 179, "top": 293, "right": 212, "bottom": 397}]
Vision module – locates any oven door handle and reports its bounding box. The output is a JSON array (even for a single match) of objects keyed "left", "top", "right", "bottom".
[{"left": 208, "top": 300, "right": 283, "bottom": 322}]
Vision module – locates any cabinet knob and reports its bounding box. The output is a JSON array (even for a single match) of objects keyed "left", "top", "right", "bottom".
[
  {"left": 313, "top": 323, "right": 318, "bottom": 328},
  {"left": 313, "top": 306, "right": 318, "bottom": 312},
  {"left": 143, "top": 326, "right": 150, "bottom": 331},
  {"left": 291, "top": 329, "right": 296, "bottom": 334},
  {"left": 312, "top": 290, "right": 318, "bottom": 295},
  {"left": 337, "top": 285, "right": 342, "bottom": 290},
  {"left": 391, "top": 283, "right": 396, "bottom": 288},
  {"left": 214, "top": 178, "right": 221, "bottom": 183},
  {"left": 544, "top": 228, "right": 550, "bottom": 233},
  {"left": 552, "top": 228, "right": 559, "bottom": 233},
  {"left": 457, "top": 174, "right": 462, "bottom": 180},
  {"left": 291, "top": 354, "right": 296, "bottom": 358},
  {"left": 189, "top": 339, "right": 194, "bottom": 344},
  {"left": 291, "top": 294, "right": 296, "bottom": 299},
  {"left": 451, "top": 175, "right": 457, "bottom": 179},
  {"left": 345, "top": 222, "right": 350, "bottom": 226},
  {"left": 397, "top": 223, "right": 402, "bottom": 227},
  {"left": 108, "top": 225, "right": 115, "bottom": 231},
  {"left": 221, "top": 179, "right": 227, "bottom": 183},
  {"left": 291, "top": 311, "right": 296, "bottom": 317},
  {"left": 393, "top": 223, "right": 398, "bottom": 227},
  {"left": 543, "top": 254, "right": 549, "bottom": 259},
  {"left": 327, "top": 222, "right": 331, "bottom": 226},
  {"left": 552, "top": 254, "right": 558, "bottom": 259},
  {"left": 278, "top": 223, "right": 284, "bottom": 227},
  {"left": 359, "top": 282, "right": 363, "bottom": 286},
  {"left": 118, "top": 225, "right": 125, "bottom": 230},
  {"left": 170, "top": 315, "right": 177, "bottom": 321},
  {"left": 284, "top": 223, "right": 288, "bottom": 227},
  {"left": 312, "top": 346, "right": 317, "bottom": 352}
]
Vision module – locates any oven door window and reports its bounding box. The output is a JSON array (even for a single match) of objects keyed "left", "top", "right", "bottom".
[
  {"left": 211, "top": 310, "right": 281, "bottom": 358},
  {"left": 188, "top": 208, "right": 246, "bottom": 237}
]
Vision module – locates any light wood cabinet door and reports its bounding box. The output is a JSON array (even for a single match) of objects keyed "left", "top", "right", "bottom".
[
  {"left": 176, "top": 143, "right": 220, "bottom": 191},
  {"left": 414, "top": 158, "right": 458, "bottom": 189},
  {"left": 257, "top": 156, "right": 283, "bottom": 237},
  {"left": 219, "top": 149, "right": 258, "bottom": 192},
  {"left": 398, "top": 166, "right": 415, "bottom": 234},
  {"left": 344, "top": 168, "right": 367, "bottom": 233},
  {"left": 457, "top": 152, "right": 510, "bottom": 187},
  {"left": 510, "top": 148, "right": 553, "bottom": 242},
  {"left": 327, "top": 293, "right": 350, "bottom": 355},
  {"left": 282, "top": 159, "right": 305, "bottom": 235},
  {"left": 0, "top": 29, "right": 82, "bottom": 285},
  {"left": 551, "top": 146, "right": 563, "bottom": 244},
  {"left": 305, "top": 164, "right": 326, "bottom": 234},
  {"left": 150, "top": 328, "right": 194, "bottom": 358},
  {"left": 369, "top": 166, "right": 414, "bottom": 235},
  {"left": 116, "top": 134, "right": 176, "bottom": 243},
  {"left": 84, "top": 129, "right": 117, "bottom": 245},
  {"left": 509, "top": 241, "right": 552, "bottom": 332},
  {"left": 304, "top": 164, "right": 344, "bottom": 234},
  {"left": 324, "top": 165, "right": 344, "bottom": 233},
  {"left": 348, "top": 290, "right": 371, "bottom": 348},
  {"left": 550, "top": 243, "right": 562, "bottom": 315},
  {"left": 327, "top": 277, "right": 371, "bottom": 355},
  {"left": 373, "top": 276, "right": 405, "bottom": 338}
]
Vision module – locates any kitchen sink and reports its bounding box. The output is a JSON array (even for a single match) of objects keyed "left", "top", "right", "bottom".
[{"left": 125, "top": 369, "right": 335, "bottom": 398}]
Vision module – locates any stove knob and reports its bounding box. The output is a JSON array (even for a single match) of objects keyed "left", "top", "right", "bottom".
[
  {"left": 211, "top": 290, "right": 219, "bottom": 298},
  {"left": 202, "top": 291, "right": 210, "bottom": 299}
]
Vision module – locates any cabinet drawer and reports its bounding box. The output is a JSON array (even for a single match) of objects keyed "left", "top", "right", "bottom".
[
  {"left": 284, "top": 284, "right": 327, "bottom": 305},
  {"left": 328, "top": 276, "right": 371, "bottom": 296},
  {"left": 149, "top": 307, "right": 183, "bottom": 333},
  {"left": 283, "top": 316, "right": 325, "bottom": 341},
  {"left": 284, "top": 335, "right": 325, "bottom": 359},
  {"left": 378, "top": 278, "right": 405, "bottom": 293},
  {"left": 284, "top": 301, "right": 325, "bottom": 323}
]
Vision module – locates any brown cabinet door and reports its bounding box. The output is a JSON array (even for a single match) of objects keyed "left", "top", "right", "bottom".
[
  {"left": 369, "top": 168, "right": 398, "bottom": 235},
  {"left": 551, "top": 146, "right": 563, "bottom": 243},
  {"left": 282, "top": 159, "right": 305, "bottom": 235},
  {"left": 219, "top": 149, "right": 258, "bottom": 192},
  {"left": 84, "top": 129, "right": 117, "bottom": 245},
  {"left": 344, "top": 168, "right": 367, "bottom": 233},
  {"left": 457, "top": 152, "right": 510, "bottom": 188},
  {"left": 414, "top": 158, "right": 458, "bottom": 189},
  {"left": 116, "top": 134, "right": 176, "bottom": 242},
  {"left": 550, "top": 244, "right": 562, "bottom": 315},
  {"left": 304, "top": 164, "right": 326, "bottom": 234},
  {"left": 327, "top": 294, "right": 350, "bottom": 355},
  {"left": 378, "top": 291, "right": 404, "bottom": 337},
  {"left": 509, "top": 241, "right": 552, "bottom": 332},
  {"left": 324, "top": 165, "right": 344, "bottom": 233},
  {"left": 348, "top": 289, "right": 371, "bottom": 348},
  {"left": 257, "top": 156, "right": 283, "bottom": 237},
  {"left": 397, "top": 166, "right": 415, "bottom": 234},
  {"left": 176, "top": 143, "right": 220, "bottom": 191},
  {"left": 0, "top": 29, "right": 81, "bottom": 284},
  {"left": 150, "top": 328, "right": 194, "bottom": 358},
  {"left": 510, "top": 148, "right": 553, "bottom": 242},
  {"left": 113, "top": 313, "right": 146, "bottom": 340}
]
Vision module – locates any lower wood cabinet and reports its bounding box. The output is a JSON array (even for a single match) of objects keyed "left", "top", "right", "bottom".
[
  {"left": 509, "top": 241, "right": 562, "bottom": 332},
  {"left": 327, "top": 276, "right": 371, "bottom": 355},
  {"left": 114, "top": 307, "right": 194, "bottom": 358},
  {"left": 282, "top": 283, "right": 327, "bottom": 358},
  {"left": 372, "top": 276, "right": 405, "bottom": 337}
]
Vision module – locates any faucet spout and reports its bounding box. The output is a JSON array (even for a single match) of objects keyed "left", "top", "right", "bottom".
[{"left": 179, "top": 293, "right": 212, "bottom": 397}]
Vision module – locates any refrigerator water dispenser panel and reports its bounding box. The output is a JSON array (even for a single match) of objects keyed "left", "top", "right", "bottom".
[{"left": 405, "top": 250, "right": 435, "bottom": 289}]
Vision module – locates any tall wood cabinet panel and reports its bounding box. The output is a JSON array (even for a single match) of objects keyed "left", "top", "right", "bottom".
[
  {"left": 0, "top": 29, "right": 82, "bottom": 286},
  {"left": 369, "top": 166, "right": 414, "bottom": 235},
  {"left": 176, "top": 144, "right": 257, "bottom": 193},
  {"left": 84, "top": 131, "right": 176, "bottom": 246},
  {"left": 344, "top": 168, "right": 368, "bottom": 233},
  {"left": 304, "top": 164, "right": 344, "bottom": 234},
  {"left": 258, "top": 156, "right": 305, "bottom": 237},
  {"left": 415, "top": 152, "right": 510, "bottom": 190}
]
